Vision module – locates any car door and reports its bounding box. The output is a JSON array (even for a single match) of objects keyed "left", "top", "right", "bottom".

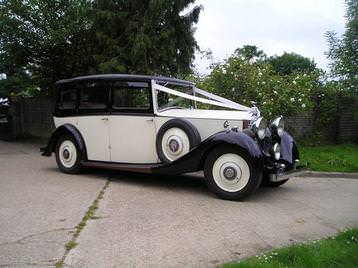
[
  {"left": 109, "top": 80, "right": 158, "bottom": 164},
  {"left": 76, "top": 80, "right": 111, "bottom": 162}
]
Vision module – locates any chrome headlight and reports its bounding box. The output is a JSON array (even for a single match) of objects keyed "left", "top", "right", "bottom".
[
  {"left": 251, "top": 117, "right": 267, "bottom": 140},
  {"left": 271, "top": 116, "right": 284, "bottom": 137},
  {"left": 273, "top": 143, "right": 281, "bottom": 160}
]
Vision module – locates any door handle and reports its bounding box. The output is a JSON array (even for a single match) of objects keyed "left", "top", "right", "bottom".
[
  {"left": 146, "top": 119, "right": 154, "bottom": 122},
  {"left": 101, "top": 117, "right": 109, "bottom": 121}
]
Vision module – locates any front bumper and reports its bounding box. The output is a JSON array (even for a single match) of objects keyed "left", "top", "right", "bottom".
[{"left": 269, "top": 165, "right": 308, "bottom": 182}]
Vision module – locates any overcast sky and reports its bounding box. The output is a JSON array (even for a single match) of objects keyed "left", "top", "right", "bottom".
[{"left": 191, "top": 0, "right": 347, "bottom": 74}]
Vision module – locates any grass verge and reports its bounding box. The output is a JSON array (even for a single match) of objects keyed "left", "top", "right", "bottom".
[
  {"left": 300, "top": 145, "right": 358, "bottom": 173},
  {"left": 55, "top": 180, "right": 110, "bottom": 268},
  {"left": 221, "top": 228, "right": 358, "bottom": 268}
]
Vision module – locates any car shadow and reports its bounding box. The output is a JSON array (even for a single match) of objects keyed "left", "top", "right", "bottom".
[
  {"left": 42, "top": 166, "right": 298, "bottom": 201},
  {"left": 86, "top": 168, "right": 213, "bottom": 197}
]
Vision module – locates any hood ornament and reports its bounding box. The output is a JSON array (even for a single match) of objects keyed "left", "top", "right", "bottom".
[{"left": 249, "top": 101, "right": 261, "bottom": 121}]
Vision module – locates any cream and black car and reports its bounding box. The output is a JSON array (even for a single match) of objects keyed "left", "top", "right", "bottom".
[{"left": 41, "top": 74, "right": 305, "bottom": 200}]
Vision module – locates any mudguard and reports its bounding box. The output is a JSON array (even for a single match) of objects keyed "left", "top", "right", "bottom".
[
  {"left": 280, "top": 131, "right": 299, "bottom": 164},
  {"left": 153, "top": 130, "right": 263, "bottom": 175},
  {"left": 41, "top": 124, "right": 87, "bottom": 160}
]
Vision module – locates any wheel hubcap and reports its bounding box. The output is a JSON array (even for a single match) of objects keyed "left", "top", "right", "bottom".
[
  {"left": 58, "top": 140, "right": 77, "bottom": 168},
  {"left": 212, "top": 153, "right": 250, "bottom": 192},
  {"left": 161, "top": 128, "right": 190, "bottom": 161},
  {"left": 62, "top": 149, "right": 70, "bottom": 160},
  {"left": 223, "top": 166, "right": 238, "bottom": 180}
]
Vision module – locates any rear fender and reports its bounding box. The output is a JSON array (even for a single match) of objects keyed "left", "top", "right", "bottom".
[{"left": 41, "top": 124, "right": 87, "bottom": 160}]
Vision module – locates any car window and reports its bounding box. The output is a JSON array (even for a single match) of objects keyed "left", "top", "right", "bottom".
[
  {"left": 79, "top": 80, "right": 109, "bottom": 111},
  {"left": 112, "top": 81, "right": 150, "bottom": 110},
  {"left": 58, "top": 83, "right": 77, "bottom": 110}
]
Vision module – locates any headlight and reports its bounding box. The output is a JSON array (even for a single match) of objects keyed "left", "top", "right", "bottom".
[
  {"left": 271, "top": 116, "right": 284, "bottom": 137},
  {"left": 273, "top": 143, "right": 281, "bottom": 160},
  {"left": 251, "top": 117, "right": 267, "bottom": 140}
]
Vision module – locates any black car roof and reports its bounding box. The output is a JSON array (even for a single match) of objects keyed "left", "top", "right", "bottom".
[{"left": 56, "top": 74, "right": 195, "bottom": 86}]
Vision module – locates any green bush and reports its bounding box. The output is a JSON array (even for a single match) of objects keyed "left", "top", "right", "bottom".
[{"left": 193, "top": 47, "right": 319, "bottom": 119}]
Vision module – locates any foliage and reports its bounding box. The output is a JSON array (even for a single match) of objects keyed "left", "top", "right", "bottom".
[
  {"left": 0, "top": 0, "right": 201, "bottom": 96},
  {"left": 234, "top": 45, "right": 266, "bottom": 63},
  {"left": 92, "top": 0, "right": 201, "bottom": 76},
  {"left": 195, "top": 45, "right": 318, "bottom": 118},
  {"left": 0, "top": 0, "right": 95, "bottom": 95},
  {"left": 300, "top": 145, "right": 358, "bottom": 172},
  {"left": 222, "top": 228, "right": 358, "bottom": 268},
  {"left": 326, "top": 0, "right": 358, "bottom": 92},
  {"left": 268, "top": 52, "right": 317, "bottom": 75}
]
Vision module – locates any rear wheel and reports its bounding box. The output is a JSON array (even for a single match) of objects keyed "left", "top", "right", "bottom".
[
  {"left": 204, "top": 147, "right": 262, "bottom": 200},
  {"left": 55, "top": 135, "right": 83, "bottom": 174}
]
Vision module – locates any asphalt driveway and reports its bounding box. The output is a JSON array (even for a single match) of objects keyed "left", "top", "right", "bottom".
[{"left": 0, "top": 141, "right": 357, "bottom": 267}]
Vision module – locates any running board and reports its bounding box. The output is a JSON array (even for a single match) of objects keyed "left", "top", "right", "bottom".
[{"left": 82, "top": 161, "right": 162, "bottom": 174}]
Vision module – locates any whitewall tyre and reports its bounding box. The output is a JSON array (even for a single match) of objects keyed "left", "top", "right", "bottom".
[
  {"left": 55, "top": 135, "right": 83, "bottom": 174},
  {"left": 204, "top": 147, "right": 262, "bottom": 200},
  {"left": 156, "top": 119, "right": 201, "bottom": 163}
]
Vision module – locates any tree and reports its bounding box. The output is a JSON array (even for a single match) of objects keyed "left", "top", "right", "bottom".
[
  {"left": 0, "top": 0, "right": 201, "bottom": 96},
  {"left": 91, "top": 0, "right": 201, "bottom": 76},
  {"left": 0, "top": 0, "right": 95, "bottom": 95},
  {"left": 326, "top": 0, "right": 358, "bottom": 91},
  {"left": 234, "top": 45, "right": 266, "bottom": 63},
  {"left": 268, "top": 52, "right": 316, "bottom": 75}
]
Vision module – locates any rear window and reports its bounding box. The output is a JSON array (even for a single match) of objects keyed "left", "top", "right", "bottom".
[
  {"left": 58, "top": 83, "right": 77, "bottom": 110},
  {"left": 79, "top": 80, "right": 110, "bottom": 111}
]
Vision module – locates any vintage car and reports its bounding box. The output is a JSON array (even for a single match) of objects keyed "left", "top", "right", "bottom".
[{"left": 41, "top": 74, "right": 305, "bottom": 200}]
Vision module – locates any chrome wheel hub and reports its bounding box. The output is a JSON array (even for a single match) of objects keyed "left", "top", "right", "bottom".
[
  {"left": 223, "top": 166, "right": 238, "bottom": 180},
  {"left": 168, "top": 137, "right": 181, "bottom": 154},
  {"left": 62, "top": 149, "right": 70, "bottom": 160}
]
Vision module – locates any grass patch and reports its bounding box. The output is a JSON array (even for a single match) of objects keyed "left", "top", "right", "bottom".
[
  {"left": 300, "top": 145, "right": 358, "bottom": 172},
  {"left": 65, "top": 240, "right": 78, "bottom": 251},
  {"left": 222, "top": 228, "right": 358, "bottom": 268},
  {"left": 55, "top": 180, "right": 110, "bottom": 267}
]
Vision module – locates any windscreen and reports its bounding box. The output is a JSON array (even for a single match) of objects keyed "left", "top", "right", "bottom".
[{"left": 156, "top": 82, "right": 195, "bottom": 111}]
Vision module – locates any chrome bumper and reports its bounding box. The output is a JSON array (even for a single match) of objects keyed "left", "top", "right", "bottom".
[{"left": 269, "top": 166, "right": 308, "bottom": 182}]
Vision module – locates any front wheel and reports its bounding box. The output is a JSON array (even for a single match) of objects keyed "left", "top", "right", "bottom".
[
  {"left": 55, "top": 135, "right": 83, "bottom": 174},
  {"left": 204, "top": 147, "right": 262, "bottom": 201}
]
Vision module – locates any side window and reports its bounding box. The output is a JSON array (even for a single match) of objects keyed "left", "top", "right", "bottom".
[
  {"left": 58, "top": 83, "right": 77, "bottom": 110},
  {"left": 112, "top": 81, "right": 151, "bottom": 111},
  {"left": 79, "top": 80, "right": 109, "bottom": 112}
]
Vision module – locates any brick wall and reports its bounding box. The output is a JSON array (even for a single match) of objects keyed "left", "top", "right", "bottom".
[
  {"left": 285, "top": 114, "right": 314, "bottom": 140},
  {"left": 9, "top": 96, "right": 55, "bottom": 139},
  {"left": 339, "top": 97, "right": 358, "bottom": 143}
]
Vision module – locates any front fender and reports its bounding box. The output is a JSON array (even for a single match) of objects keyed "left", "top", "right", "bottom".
[
  {"left": 280, "top": 131, "right": 299, "bottom": 164},
  {"left": 40, "top": 124, "right": 87, "bottom": 160},
  {"left": 153, "top": 130, "right": 263, "bottom": 175}
]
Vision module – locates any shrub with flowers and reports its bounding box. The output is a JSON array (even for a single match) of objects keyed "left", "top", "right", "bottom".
[{"left": 192, "top": 47, "right": 320, "bottom": 119}]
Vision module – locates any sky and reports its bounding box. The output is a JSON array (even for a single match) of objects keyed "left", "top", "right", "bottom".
[{"left": 190, "top": 0, "right": 347, "bottom": 74}]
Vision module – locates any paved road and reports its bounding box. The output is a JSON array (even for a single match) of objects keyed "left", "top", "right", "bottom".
[{"left": 0, "top": 141, "right": 357, "bottom": 267}]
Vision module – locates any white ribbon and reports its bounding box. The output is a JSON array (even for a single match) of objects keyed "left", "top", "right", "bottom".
[{"left": 153, "top": 83, "right": 250, "bottom": 111}]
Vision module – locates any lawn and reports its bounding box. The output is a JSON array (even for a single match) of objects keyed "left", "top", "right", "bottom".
[
  {"left": 221, "top": 228, "right": 358, "bottom": 268},
  {"left": 299, "top": 145, "right": 358, "bottom": 173}
]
